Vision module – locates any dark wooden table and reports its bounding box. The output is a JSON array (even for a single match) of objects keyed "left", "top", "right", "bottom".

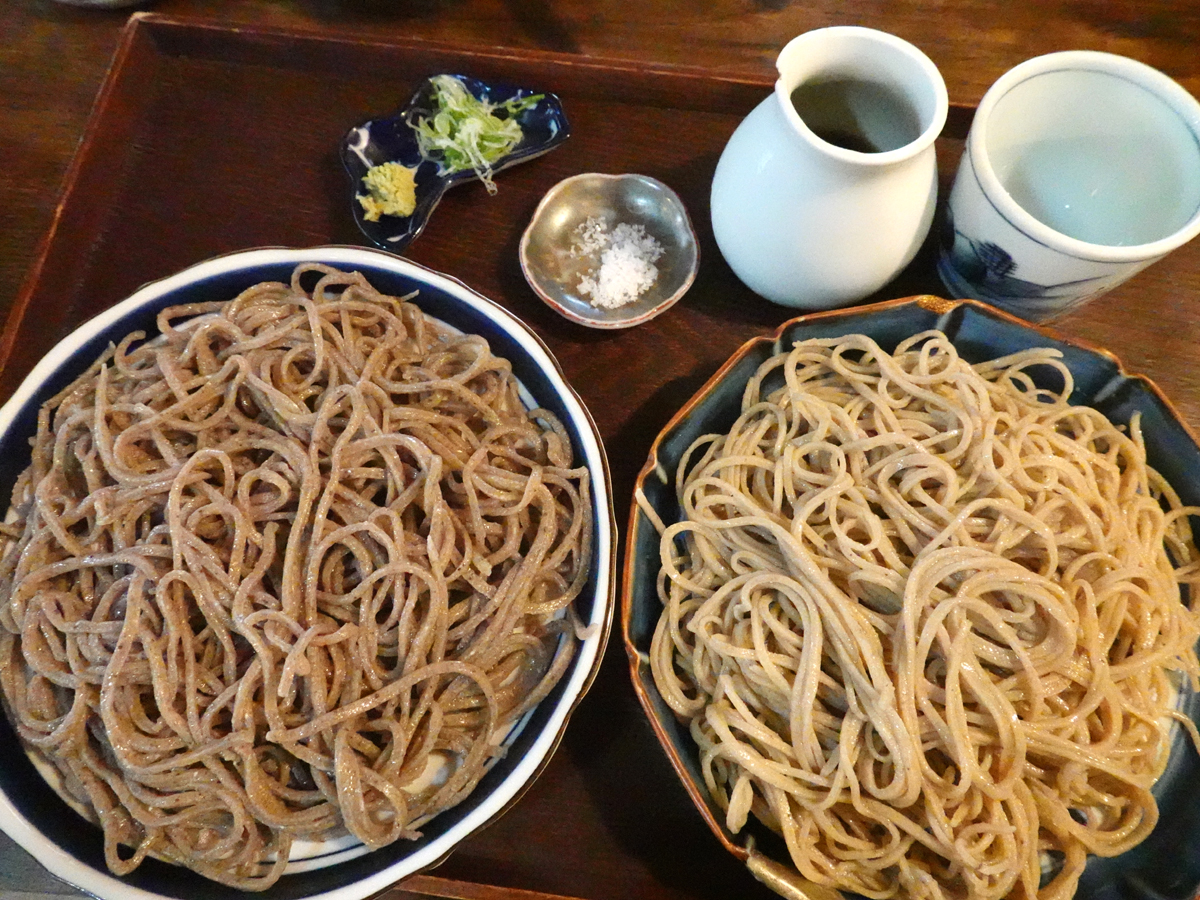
[
  {"left": 6, "top": 0, "right": 1200, "bottom": 331},
  {"left": 3, "top": 3, "right": 1200, "bottom": 900}
]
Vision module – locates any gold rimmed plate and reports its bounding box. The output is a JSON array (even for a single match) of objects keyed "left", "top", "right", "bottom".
[{"left": 622, "top": 295, "right": 1200, "bottom": 900}]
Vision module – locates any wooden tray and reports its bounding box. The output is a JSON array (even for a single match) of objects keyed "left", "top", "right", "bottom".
[{"left": 4, "top": 13, "right": 1200, "bottom": 900}]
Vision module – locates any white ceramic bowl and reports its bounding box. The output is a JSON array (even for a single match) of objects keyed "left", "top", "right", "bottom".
[{"left": 0, "top": 246, "right": 615, "bottom": 900}]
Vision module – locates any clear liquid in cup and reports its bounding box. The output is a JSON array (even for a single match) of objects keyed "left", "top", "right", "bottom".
[{"left": 988, "top": 69, "right": 1200, "bottom": 247}]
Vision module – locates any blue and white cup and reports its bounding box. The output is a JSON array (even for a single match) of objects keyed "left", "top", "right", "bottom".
[{"left": 937, "top": 51, "right": 1200, "bottom": 322}]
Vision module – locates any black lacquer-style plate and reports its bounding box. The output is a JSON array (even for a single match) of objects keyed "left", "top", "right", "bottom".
[
  {"left": 623, "top": 296, "right": 1200, "bottom": 900},
  {"left": 340, "top": 74, "right": 570, "bottom": 252}
]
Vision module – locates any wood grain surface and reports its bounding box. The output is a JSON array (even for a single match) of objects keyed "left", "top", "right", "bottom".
[
  {"left": 5, "top": 0, "right": 1200, "bottom": 327},
  {"left": 2, "top": 3, "right": 1200, "bottom": 900}
]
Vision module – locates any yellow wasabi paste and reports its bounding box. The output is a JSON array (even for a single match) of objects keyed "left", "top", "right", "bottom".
[{"left": 357, "top": 161, "right": 418, "bottom": 221}]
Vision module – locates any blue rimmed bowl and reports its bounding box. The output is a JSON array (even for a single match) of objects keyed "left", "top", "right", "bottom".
[
  {"left": 0, "top": 245, "right": 615, "bottom": 900},
  {"left": 341, "top": 75, "right": 570, "bottom": 252},
  {"left": 622, "top": 295, "right": 1200, "bottom": 900}
]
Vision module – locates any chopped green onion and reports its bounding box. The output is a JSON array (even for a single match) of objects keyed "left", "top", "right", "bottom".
[{"left": 409, "top": 74, "right": 543, "bottom": 194}]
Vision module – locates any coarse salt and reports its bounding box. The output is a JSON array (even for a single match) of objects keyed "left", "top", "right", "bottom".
[{"left": 571, "top": 217, "right": 664, "bottom": 310}]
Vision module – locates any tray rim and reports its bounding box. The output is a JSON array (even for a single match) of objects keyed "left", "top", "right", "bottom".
[
  {"left": 0, "top": 10, "right": 977, "bottom": 398},
  {"left": 0, "top": 12, "right": 780, "bottom": 390}
]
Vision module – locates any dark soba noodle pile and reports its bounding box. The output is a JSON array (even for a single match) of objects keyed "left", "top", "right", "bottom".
[
  {"left": 648, "top": 332, "right": 1200, "bottom": 900},
  {"left": 0, "top": 264, "right": 592, "bottom": 889}
]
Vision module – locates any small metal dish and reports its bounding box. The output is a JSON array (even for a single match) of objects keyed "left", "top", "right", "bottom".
[{"left": 519, "top": 173, "right": 699, "bottom": 329}]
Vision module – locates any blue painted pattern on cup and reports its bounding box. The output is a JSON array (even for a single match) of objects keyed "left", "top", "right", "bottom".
[{"left": 938, "top": 51, "right": 1200, "bottom": 322}]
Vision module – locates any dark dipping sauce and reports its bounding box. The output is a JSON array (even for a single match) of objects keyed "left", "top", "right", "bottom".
[{"left": 791, "top": 77, "right": 923, "bottom": 153}]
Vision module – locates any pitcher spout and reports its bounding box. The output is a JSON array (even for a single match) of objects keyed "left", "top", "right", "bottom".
[
  {"left": 774, "top": 25, "right": 948, "bottom": 164},
  {"left": 710, "top": 26, "right": 948, "bottom": 309}
]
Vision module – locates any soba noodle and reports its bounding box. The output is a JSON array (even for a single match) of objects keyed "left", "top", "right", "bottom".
[
  {"left": 0, "top": 264, "right": 592, "bottom": 889},
  {"left": 647, "top": 331, "right": 1200, "bottom": 900}
]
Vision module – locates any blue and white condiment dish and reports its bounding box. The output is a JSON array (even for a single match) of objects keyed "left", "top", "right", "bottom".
[{"left": 341, "top": 74, "right": 570, "bottom": 252}]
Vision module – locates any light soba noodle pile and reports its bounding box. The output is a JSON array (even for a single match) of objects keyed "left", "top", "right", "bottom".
[
  {"left": 648, "top": 331, "right": 1200, "bottom": 900},
  {"left": 0, "top": 264, "right": 592, "bottom": 889}
]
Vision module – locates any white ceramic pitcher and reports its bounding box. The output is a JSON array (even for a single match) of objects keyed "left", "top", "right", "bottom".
[{"left": 710, "top": 26, "right": 948, "bottom": 309}]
